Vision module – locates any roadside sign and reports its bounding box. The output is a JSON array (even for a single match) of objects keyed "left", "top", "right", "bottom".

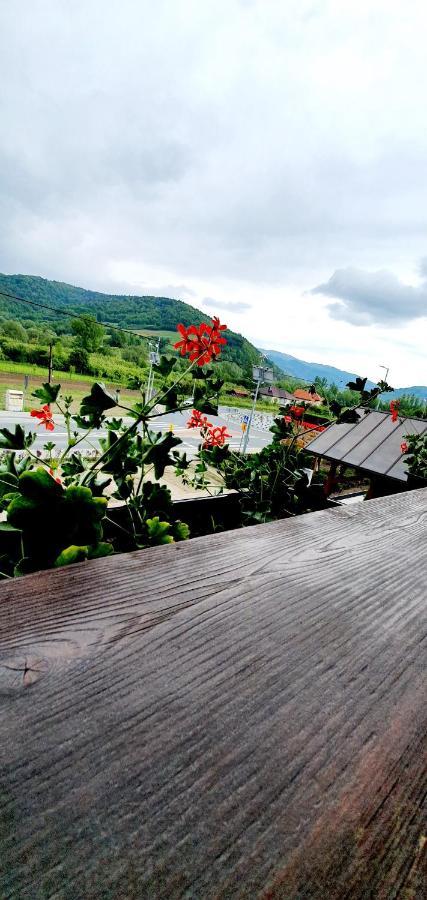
[
  {"left": 243, "top": 414, "right": 249, "bottom": 423},
  {"left": 149, "top": 351, "right": 160, "bottom": 365}
]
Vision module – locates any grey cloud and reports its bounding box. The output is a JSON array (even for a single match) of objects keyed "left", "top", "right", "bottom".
[
  {"left": 2, "top": 0, "right": 427, "bottom": 296},
  {"left": 311, "top": 267, "right": 427, "bottom": 326},
  {"left": 418, "top": 257, "right": 427, "bottom": 279},
  {"left": 202, "top": 297, "right": 252, "bottom": 312},
  {"left": 138, "top": 284, "right": 196, "bottom": 300}
]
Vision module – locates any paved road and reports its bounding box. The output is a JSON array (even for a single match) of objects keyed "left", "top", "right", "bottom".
[{"left": 0, "top": 410, "right": 272, "bottom": 457}]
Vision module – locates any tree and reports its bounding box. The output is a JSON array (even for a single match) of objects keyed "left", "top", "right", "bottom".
[
  {"left": 1, "top": 319, "right": 28, "bottom": 341},
  {"left": 71, "top": 315, "right": 104, "bottom": 352},
  {"left": 69, "top": 347, "right": 90, "bottom": 373}
]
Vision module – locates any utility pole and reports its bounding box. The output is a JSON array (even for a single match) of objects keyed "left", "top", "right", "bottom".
[
  {"left": 242, "top": 360, "right": 274, "bottom": 454},
  {"left": 146, "top": 338, "right": 160, "bottom": 401},
  {"left": 48, "top": 343, "right": 53, "bottom": 384}
]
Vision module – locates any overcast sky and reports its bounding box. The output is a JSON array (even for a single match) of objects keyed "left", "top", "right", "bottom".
[{"left": 1, "top": 0, "right": 426, "bottom": 386}]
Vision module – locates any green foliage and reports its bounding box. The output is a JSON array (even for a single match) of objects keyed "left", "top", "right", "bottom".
[
  {"left": 3, "top": 468, "right": 109, "bottom": 575},
  {"left": 145, "top": 517, "right": 174, "bottom": 544},
  {"left": 403, "top": 432, "right": 427, "bottom": 481},
  {"left": 69, "top": 346, "right": 90, "bottom": 373},
  {"left": 0, "top": 424, "right": 35, "bottom": 450},
  {"left": 71, "top": 314, "right": 105, "bottom": 352},
  {"left": 0, "top": 272, "right": 265, "bottom": 377},
  {"left": 79, "top": 382, "right": 117, "bottom": 426},
  {"left": 202, "top": 422, "right": 327, "bottom": 524},
  {"left": 32, "top": 382, "right": 61, "bottom": 404},
  {"left": 1, "top": 319, "right": 28, "bottom": 341}
]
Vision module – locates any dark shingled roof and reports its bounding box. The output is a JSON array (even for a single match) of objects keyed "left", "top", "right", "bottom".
[{"left": 307, "top": 408, "right": 427, "bottom": 481}]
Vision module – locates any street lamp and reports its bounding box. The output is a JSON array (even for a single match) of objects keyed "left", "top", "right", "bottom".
[
  {"left": 379, "top": 364, "right": 390, "bottom": 383},
  {"left": 241, "top": 359, "right": 274, "bottom": 453}
]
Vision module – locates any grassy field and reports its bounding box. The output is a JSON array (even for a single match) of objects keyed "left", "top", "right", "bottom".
[
  {"left": 0, "top": 362, "right": 273, "bottom": 416},
  {"left": 135, "top": 329, "right": 178, "bottom": 345},
  {"left": 221, "top": 394, "right": 278, "bottom": 413},
  {"left": 0, "top": 365, "right": 140, "bottom": 412}
]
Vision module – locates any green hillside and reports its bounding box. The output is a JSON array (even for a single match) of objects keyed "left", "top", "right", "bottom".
[{"left": 0, "top": 274, "right": 260, "bottom": 375}]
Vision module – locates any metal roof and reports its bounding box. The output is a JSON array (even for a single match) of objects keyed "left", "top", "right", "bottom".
[{"left": 307, "top": 409, "right": 427, "bottom": 481}]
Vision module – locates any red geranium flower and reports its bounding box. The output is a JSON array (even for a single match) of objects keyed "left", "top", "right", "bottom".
[
  {"left": 49, "top": 467, "right": 62, "bottom": 485},
  {"left": 30, "top": 404, "right": 55, "bottom": 431},
  {"left": 390, "top": 400, "right": 400, "bottom": 422},
  {"left": 174, "top": 318, "right": 227, "bottom": 366},
  {"left": 203, "top": 425, "right": 231, "bottom": 448},
  {"left": 187, "top": 409, "right": 212, "bottom": 430},
  {"left": 400, "top": 441, "right": 408, "bottom": 454},
  {"left": 174, "top": 323, "right": 200, "bottom": 357},
  {"left": 290, "top": 405, "right": 304, "bottom": 420}
]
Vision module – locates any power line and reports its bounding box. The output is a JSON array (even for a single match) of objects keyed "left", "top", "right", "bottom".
[{"left": 0, "top": 287, "right": 154, "bottom": 341}]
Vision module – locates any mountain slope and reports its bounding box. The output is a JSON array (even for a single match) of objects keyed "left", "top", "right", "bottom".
[
  {"left": 260, "top": 348, "right": 375, "bottom": 389},
  {"left": 261, "top": 347, "right": 427, "bottom": 402},
  {"left": 0, "top": 273, "right": 261, "bottom": 375}
]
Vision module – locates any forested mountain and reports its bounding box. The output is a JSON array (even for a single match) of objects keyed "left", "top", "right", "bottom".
[
  {"left": 261, "top": 348, "right": 376, "bottom": 389},
  {"left": 0, "top": 274, "right": 261, "bottom": 375}
]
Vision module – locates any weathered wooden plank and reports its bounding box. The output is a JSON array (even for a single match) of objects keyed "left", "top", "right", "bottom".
[{"left": 0, "top": 488, "right": 426, "bottom": 898}]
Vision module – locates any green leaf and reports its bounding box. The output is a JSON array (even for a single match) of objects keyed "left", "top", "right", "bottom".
[
  {"left": 192, "top": 383, "right": 219, "bottom": 416},
  {"left": 191, "top": 366, "right": 215, "bottom": 379},
  {"left": 0, "top": 472, "right": 19, "bottom": 499},
  {"left": 346, "top": 377, "right": 367, "bottom": 393},
  {"left": 19, "top": 467, "right": 63, "bottom": 501},
  {"left": 0, "top": 425, "right": 35, "bottom": 450},
  {"left": 172, "top": 521, "right": 190, "bottom": 541},
  {"left": 105, "top": 417, "right": 124, "bottom": 431},
  {"left": 336, "top": 408, "right": 361, "bottom": 424},
  {"left": 87, "top": 542, "right": 114, "bottom": 560},
  {"left": 54, "top": 545, "right": 89, "bottom": 567},
  {"left": 32, "top": 382, "right": 61, "bottom": 404},
  {"left": 153, "top": 355, "right": 177, "bottom": 377},
  {"left": 61, "top": 453, "right": 86, "bottom": 477},
  {"left": 142, "top": 431, "right": 182, "bottom": 479},
  {"left": 163, "top": 387, "right": 179, "bottom": 412},
  {"left": 146, "top": 516, "right": 174, "bottom": 544},
  {"left": 80, "top": 382, "right": 117, "bottom": 426},
  {"left": 0, "top": 521, "right": 21, "bottom": 532}
]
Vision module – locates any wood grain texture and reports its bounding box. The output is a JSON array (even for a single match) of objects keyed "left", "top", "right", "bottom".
[{"left": 1, "top": 488, "right": 426, "bottom": 899}]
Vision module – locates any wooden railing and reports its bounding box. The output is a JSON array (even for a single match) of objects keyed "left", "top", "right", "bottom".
[{"left": 1, "top": 488, "right": 426, "bottom": 898}]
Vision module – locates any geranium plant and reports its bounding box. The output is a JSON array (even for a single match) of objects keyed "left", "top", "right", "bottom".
[
  {"left": 401, "top": 432, "right": 427, "bottom": 481},
  {"left": 182, "top": 375, "right": 395, "bottom": 523},
  {"left": 0, "top": 318, "right": 228, "bottom": 578}
]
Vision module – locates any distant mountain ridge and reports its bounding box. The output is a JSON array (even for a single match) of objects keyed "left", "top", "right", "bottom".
[{"left": 261, "top": 347, "right": 427, "bottom": 403}]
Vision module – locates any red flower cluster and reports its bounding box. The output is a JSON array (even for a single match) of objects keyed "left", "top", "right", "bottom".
[
  {"left": 390, "top": 400, "right": 400, "bottom": 422},
  {"left": 400, "top": 441, "right": 408, "bottom": 454},
  {"left": 202, "top": 425, "right": 231, "bottom": 449},
  {"left": 186, "top": 410, "right": 231, "bottom": 448},
  {"left": 289, "top": 405, "right": 305, "bottom": 419},
  {"left": 30, "top": 405, "right": 55, "bottom": 431},
  {"left": 187, "top": 409, "right": 212, "bottom": 430},
  {"left": 174, "top": 317, "right": 227, "bottom": 366},
  {"left": 300, "top": 422, "right": 326, "bottom": 433}
]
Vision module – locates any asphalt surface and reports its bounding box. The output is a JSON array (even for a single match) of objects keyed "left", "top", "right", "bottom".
[{"left": 0, "top": 409, "right": 272, "bottom": 457}]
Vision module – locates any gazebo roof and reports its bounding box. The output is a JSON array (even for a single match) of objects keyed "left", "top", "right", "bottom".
[{"left": 307, "top": 408, "right": 427, "bottom": 482}]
